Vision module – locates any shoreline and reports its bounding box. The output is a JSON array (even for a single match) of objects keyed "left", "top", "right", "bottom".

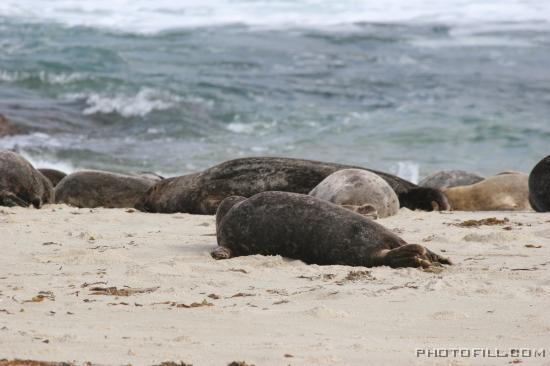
[{"left": 1, "top": 205, "right": 549, "bottom": 365}]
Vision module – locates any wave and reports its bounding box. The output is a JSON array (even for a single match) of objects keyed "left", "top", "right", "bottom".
[
  {"left": 394, "top": 161, "right": 420, "bottom": 184},
  {"left": 1, "top": 0, "right": 549, "bottom": 34},
  {"left": 23, "top": 153, "right": 76, "bottom": 173},
  {"left": 64, "top": 88, "right": 181, "bottom": 118},
  {"left": 0, "top": 133, "right": 77, "bottom": 172},
  {"left": 0, "top": 70, "right": 88, "bottom": 85}
]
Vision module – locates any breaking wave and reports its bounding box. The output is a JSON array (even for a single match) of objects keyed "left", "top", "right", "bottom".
[{"left": 65, "top": 88, "right": 181, "bottom": 117}]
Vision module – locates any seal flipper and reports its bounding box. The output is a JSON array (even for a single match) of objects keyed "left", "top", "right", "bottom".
[
  {"left": 0, "top": 190, "right": 29, "bottom": 207},
  {"left": 381, "top": 244, "right": 451, "bottom": 268},
  {"left": 31, "top": 198, "right": 42, "bottom": 209},
  {"left": 211, "top": 246, "right": 233, "bottom": 260},
  {"left": 342, "top": 204, "right": 378, "bottom": 219}
]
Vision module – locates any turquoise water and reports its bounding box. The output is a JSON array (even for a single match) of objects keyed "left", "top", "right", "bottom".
[{"left": 1, "top": 1, "right": 549, "bottom": 181}]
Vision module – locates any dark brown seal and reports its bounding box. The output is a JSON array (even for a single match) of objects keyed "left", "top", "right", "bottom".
[
  {"left": 38, "top": 169, "right": 67, "bottom": 187},
  {"left": 213, "top": 191, "right": 451, "bottom": 268},
  {"left": 0, "top": 150, "right": 54, "bottom": 208},
  {"left": 135, "top": 157, "right": 449, "bottom": 214},
  {"left": 55, "top": 170, "right": 156, "bottom": 208},
  {"left": 529, "top": 155, "right": 550, "bottom": 212}
]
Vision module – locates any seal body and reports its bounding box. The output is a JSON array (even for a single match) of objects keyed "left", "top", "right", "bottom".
[
  {"left": 419, "top": 170, "right": 484, "bottom": 189},
  {"left": 55, "top": 170, "right": 156, "bottom": 208},
  {"left": 0, "top": 150, "right": 54, "bottom": 208},
  {"left": 0, "top": 115, "right": 24, "bottom": 137},
  {"left": 38, "top": 168, "right": 67, "bottom": 187},
  {"left": 529, "top": 155, "right": 550, "bottom": 212},
  {"left": 214, "top": 192, "right": 451, "bottom": 268},
  {"left": 443, "top": 173, "right": 531, "bottom": 211},
  {"left": 134, "top": 172, "right": 201, "bottom": 213},
  {"left": 136, "top": 157, "right": 449, "bottom": 214},
  {"left": 309, "top": 169, "right": 399, "bottom": 218},
  {"left": 215, "top": 195, "right": 247, "bottom": 236}
]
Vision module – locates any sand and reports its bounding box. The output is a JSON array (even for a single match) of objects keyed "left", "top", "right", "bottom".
[{"left": 1, "top": 205, "right": 550, "bottom": 365}]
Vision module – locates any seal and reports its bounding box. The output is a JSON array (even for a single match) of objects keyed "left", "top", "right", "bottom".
[
  {"left": 0, "top": 150, "right": 54, "bottom": 208},
  {"left": 128, "top": 171, "right": 165, "bottom": 182},
  {"left": 38, "top": 168, "right": 67, "bottom": 187},
  {"left": 443, "top": 172, "right": 531, "bottom": 211},
  {"left": 136, "top": 157, "right": 449, "bottom": 214},
  {"left": 215, "top": 195, "right": 247, "bottom": 236},
  {"left": 0, "top": 114, "right": 24, "bottom": 137},
  {"left": 134, "top": 172, "right": 201, "bottom": 213},
  {"left": 212, "top": 192, "right": 451, "bottom": 268},
  {"left": 309, "top": 169, "right": 399, "bottom": 218},
  {"left": 529, "top": 155, "right": 550, "bottom": 212},
  {"left": 55, "top": 170, "right": 156, "bottom": 208},
  {"left": 419, "top": 170, "right": 484, "bottom": 189}
]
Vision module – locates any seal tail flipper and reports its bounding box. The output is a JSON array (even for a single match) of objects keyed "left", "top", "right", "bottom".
[
  {"left": 0, "top": 190, "right": 29, "bottom": 207},
  {"left": 211, "top": 246, "right": 233, "bottom": 260},
  {"left": 425, "top": 248, "right": 452, "bottom": 266},
  {"left": 382, "top": 244, "right": 452, "bottom": 268}
]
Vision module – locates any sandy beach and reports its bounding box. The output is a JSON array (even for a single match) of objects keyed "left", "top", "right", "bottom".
[{"left": 1, "top": 205, "right": 549, "bottom": 365}]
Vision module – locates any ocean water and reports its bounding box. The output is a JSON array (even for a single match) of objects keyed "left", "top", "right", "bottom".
[{"left": 1, "top": 1, "right": 549, "bottom": 182}]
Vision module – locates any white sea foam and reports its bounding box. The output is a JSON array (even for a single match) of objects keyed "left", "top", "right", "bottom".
[
  {"left": 0, "top": 133, "right": 77, "bottom": 172},
  {"left": 394, "top": 161, "right": 420, "bottom": 184},
  {"left": 0, "top": 1, "right": 548, "bottom": 34},
  {"left": 226, "top": 123, "right": 255, "bottom": 134},
  {"left": 23, "top": 153, "right": 76, "bottom": 173},
  {"left": 0, "top": 70, "right": 87, "bottom": 84},
  {"left": 65, "top": 88, "right": 181, "bottom": 117}
]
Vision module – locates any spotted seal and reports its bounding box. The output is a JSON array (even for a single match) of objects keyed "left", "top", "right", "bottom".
[
  {"left": 212, "top": 191, "right": 451, "bottom": 268},
  {"left": 38, "top": 168, "right": 67, "bottom": 187},
  {"left": 419, "top": 170, "right": 484, "bottom": 190},
  {"left": 55, "top": 170, "right": 156, "bottom": 208},
  {"left": 136, "top": 157, "right": 449, "bottom": 214},
  {"left": 0, "top": 150, "right": 54, "bottom": 208},
  {"left": 309, "top": 169, "right": 399, "bottom": 218}
]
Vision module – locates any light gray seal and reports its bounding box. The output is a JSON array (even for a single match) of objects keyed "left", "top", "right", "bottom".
[
  {"left": 309, "top": 169, "right": 399, "bottom": 218},
  {"left": 213, "top": 191, "right": 452, "bottom": 268},
  {"left": 419, "top": 170, "right": 484, "bottom": 190},
  {"left": 0, "top": 150, "right": 54, "bottom": 208}
]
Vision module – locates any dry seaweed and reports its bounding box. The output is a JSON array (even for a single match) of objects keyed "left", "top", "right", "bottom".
[
  {"left": 24, "top": 291, "right": 55, "bottom": 303},
  {"left": 273, "top": 300, "right": 289, "bottom": 305},
  {"left": 151, "top": 299, "right": 213, "bottom": 309},
  {"left": 453, "top": 217, "right": 509, "bottom": 227},
  {"left": 89, "top": 286, "right": 159, "bottom": 296},
  {"left": 229, "top": 293, "right": 255, "bottom": 298},
  {"left": 228, "top": 268, "right": 248, "bottom": 274},
  {"left": 343, "top": 270, "right": 374, "bottom": 282},
  {"left": 297, "top": 273, "right": 336, "bottom": 281},
  {"left": 175, "top": 300, "right": 213, "bottom": 308},
  {"left": 0, "top": 361, "right": 82, "bottom": 366}
]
